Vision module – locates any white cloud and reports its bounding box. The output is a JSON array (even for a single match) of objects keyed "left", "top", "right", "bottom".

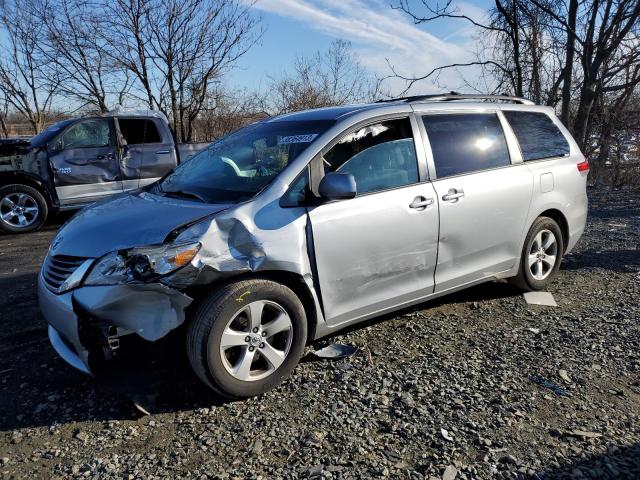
[{"left": 249, "top": 0, "right": 481, "bottom": 95}]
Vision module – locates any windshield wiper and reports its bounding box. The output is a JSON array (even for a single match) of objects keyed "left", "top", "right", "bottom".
[{"left": 161, "top": 189, "right": 206, "bottom": 203}]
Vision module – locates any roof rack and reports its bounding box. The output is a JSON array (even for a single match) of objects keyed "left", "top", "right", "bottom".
[{"left": 377, "top": 92, "right": 535, "bottom": 105}]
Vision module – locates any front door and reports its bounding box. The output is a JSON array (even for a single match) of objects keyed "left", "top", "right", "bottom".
[
  {"left": 419, "top": 112, "right": 534, "bottom": 292},
  {"left": 308, "top": 117, "right": 439, "bottom": 326},
  {"left": 49, "top": 118, "right": 123, "bottom": 205},
  {"left": 116, "top": 117, "right": 178, "bottom": 190}
]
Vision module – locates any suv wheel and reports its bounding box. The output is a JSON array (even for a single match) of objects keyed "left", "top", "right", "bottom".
[
  {"left": 187, "top": 279, "right": 307, "bottom": 398},
  {"left": 0, "top": 184, "right": 48, "bottom": 234},
  {"left": 512, "top": 216, "right": 564, "bottom": 291}
]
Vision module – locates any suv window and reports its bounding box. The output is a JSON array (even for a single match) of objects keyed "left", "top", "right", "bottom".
[
  {"left": 118, "top": 118, "right": 162, "bottom": 144},
  {"left": 323, "top": 118, "right": 419, "bottom": 195},
  {"left": 503, "top": 111, "right": 570, "bottom": 161},
  {"left": 62, "top": 119, "right": 114, "bottom": 149},
  {"left": 422, "top": 113, "right": 510, "bottom": 178}
]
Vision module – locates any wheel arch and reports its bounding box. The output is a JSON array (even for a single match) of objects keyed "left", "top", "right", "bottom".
[
  {"left": 189, "top": 271, "right": 320, "bottom": 343},
  {"left": 0, "top": 172, "right": 56, "bottom": 208},
  {"left": 537, "top": 208, "right": 569, "bottom": 253}
]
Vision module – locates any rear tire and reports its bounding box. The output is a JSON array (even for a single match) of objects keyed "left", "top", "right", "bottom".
[
  {"left": 0, "top": 184, "right": 48, "bottom": 234},
  {"left": 511, "top": 216, "right": 564, "bottom": 291},
  {"left": 186, "top": 279, "right": 307, "bottom": 398}
]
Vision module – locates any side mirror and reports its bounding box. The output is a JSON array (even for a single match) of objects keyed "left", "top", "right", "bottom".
[{"left": 318, "top": 172, "right": 357, "bottom": 201}]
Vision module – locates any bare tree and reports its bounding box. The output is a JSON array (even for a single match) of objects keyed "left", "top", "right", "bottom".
[
  {"left": 0, "top": 0, "right": 59, "bottom": 134},
  {"left": 195, "top": 87, "right": 266, "bottom": 140},
  {"left": 102, "top": 0, "right": 159, "bottom": 111},
  {"left": 36, "top": 0, "right": 128, "bottom": 113},
  {"left": 390, "top": 0, "right": 640, "bottom": 162},
  {"left": 102, "top": 0, "right": 260, "bottom": 141},
  {"left": 571, "top": 0, "right": 640, "bottom": 148},
  {"left": 267, "top": 40, "right": 379, "bottom": 115},
  {"left": 0, "top": 94, "right": 9, "bottom": 138}
]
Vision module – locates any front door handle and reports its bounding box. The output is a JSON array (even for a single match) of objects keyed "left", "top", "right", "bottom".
[
  {"left": 409, "top": 196, "right": 434, "bottom": 210},
  {"left": 442, "top": 188, "right": 464, "bottom": 202}
]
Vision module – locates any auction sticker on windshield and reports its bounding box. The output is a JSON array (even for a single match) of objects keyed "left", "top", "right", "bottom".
[{"left": 278, "top": 134, "right": 318, "bottom": 144}]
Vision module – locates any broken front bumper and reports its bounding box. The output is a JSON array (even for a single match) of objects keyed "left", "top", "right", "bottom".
[
  {"left": 38, "top": 272, "right": 193, "bottom": 374},
  {"left": 38, "top": 275, "right": 92, "bottom": 374}
]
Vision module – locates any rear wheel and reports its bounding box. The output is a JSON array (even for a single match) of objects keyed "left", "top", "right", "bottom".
[
  {"left": 512, "top": 216, "right": 564, "bottom": 291},
  {"left": 186, "top": 279, "right": 307, "bottom": 398},
  {"left": 0, "top": 184, "right": 48, "bottom": 234}
]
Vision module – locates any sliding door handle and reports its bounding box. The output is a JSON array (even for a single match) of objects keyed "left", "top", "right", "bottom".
[
  {"left": 442, "top": 189, "right": 464, "bottom": 202},
  {"left": 409, "top": 196, "right": 434, "bottom": 210}
]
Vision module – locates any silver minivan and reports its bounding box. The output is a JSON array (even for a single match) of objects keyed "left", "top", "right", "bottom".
[{"left": 39, "top": 94, "right": 589, "bottom": 398}]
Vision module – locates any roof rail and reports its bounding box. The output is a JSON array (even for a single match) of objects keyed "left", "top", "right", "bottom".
[{"left": 377, "top": 92, "right": 535, "bottom": 105}]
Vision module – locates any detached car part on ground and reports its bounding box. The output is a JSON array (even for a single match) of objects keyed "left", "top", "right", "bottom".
[
  {"left": 39, "top": 94, "right": 589, "bottom": 398},
  {"left": 0, "top": 111, "right": 207, "bottom": 234}
]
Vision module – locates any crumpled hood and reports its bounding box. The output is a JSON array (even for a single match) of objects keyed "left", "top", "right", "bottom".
[{"left": 51, "top": 191, "right": 231, "bottom": 258}]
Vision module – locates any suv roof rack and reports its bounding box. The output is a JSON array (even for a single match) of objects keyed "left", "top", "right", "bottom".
[{"left": 377, "top": 92, "right": 535, "bottom": 105}]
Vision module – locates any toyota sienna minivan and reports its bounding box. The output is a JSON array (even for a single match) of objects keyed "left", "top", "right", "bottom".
[{"left": 39, "top": 94, "right": 588, "bottom": 398}]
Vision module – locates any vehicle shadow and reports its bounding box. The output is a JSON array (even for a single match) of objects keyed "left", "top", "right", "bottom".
[
  {"left": 309, "top": 280, "right": 523, "bottom": 346},
  {"left": 0, "top": 323, "right": 232, "bottom": 432},
  {"left": 534, "top": 442, "right": 640, "bottom": 479},
  {"left": 0, "top": 268, "right": 232, "bottom": 432}
]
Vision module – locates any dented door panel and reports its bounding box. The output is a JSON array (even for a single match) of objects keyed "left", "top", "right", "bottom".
[
  {"left": 308, "top": 183, "right": 439, "bottom": 326},
  {"left": 49, "top": 118, "right": 123, "bottom": 204}
]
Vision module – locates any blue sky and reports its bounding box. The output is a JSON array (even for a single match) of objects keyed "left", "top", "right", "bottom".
[{"left": 229, "top": 0, "right": 494, "bottom": 96}]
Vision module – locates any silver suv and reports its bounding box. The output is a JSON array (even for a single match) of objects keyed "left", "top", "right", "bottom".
[{"left": 39, "top": 94, "right": 589, "bottom": 398}]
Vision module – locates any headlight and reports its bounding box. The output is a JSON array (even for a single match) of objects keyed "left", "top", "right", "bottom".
[{"left": 83, "top": 242, "right": 201, "bottom": 286}]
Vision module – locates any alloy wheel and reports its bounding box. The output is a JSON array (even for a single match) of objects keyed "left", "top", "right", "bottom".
[
  {"left": 0, "top": 193, "right": 40, "bottom": 229},
  {"left": 219, "top": 300, "right": 293, "bottom": 382},
  {"left": 528, "top": 229, "right": 558, "bottom": 280}
]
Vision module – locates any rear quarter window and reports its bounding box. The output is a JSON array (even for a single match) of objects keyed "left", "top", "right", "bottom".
[{"left": 503, "top": 111, "right": 570, "bottom": 161}]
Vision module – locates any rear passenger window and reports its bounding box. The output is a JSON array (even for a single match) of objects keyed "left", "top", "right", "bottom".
[
  {"left": 503, "top": 111, "right": 569, "bottom": 161},
  {"left": 323, "top": 118, "right": 419, "bottom": 195},
  {"left": 118, "top": 119, "right": 162, "bottom": 144},
  {"left": 422, "top": 113, "right": 510, "bottom": 178}
]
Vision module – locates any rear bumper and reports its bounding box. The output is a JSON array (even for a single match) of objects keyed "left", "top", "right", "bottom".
[
  {"left": 38, "top": 273, "right": 92, "bottom": 375},
  {"left": 565, "top": 192, "right": 588, "bottom": 254}
]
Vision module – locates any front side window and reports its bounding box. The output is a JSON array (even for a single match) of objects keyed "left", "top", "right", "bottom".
[
  {"left": 503, "top": 111, "right": 570, "bottom": 161},
  {"left": 118, "top": 118, "right": 162, "bottom": 144},
  {"left": 323, "top": 118, "right": 419, "bottom": 195},
  {"left": 61, "top": 119, "right": 114, "bottom": 149},
  {"left": 422, "top": 113, "right": 511, "bottom": 178},
  {"left": 158, "top": 120, "right": 334, "bottom": 203}
]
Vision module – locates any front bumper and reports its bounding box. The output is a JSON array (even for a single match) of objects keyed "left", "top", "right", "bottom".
[
  {"left": 38, "top": 273, "right": 193, "bottom": 374},
  {"left": 38, "top": 274, "right": 92, "bottom": 374},
  {"left": 48, "top": 325, "right": 91, "bottom": 374}
]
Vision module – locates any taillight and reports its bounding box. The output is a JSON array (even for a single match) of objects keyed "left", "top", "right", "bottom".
[{"left": 577, "top": 158, "right": 589, "bottom": 172}]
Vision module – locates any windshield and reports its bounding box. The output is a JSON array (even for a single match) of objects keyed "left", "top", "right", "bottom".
[
  {"left": 157, "top": 119, "right": 334, "bottom": 203},
  {"left": 30, "top": 119, "right": 74, "bottom": 147}
]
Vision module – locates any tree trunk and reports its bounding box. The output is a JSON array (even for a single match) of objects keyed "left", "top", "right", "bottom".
[
  {"left": 573, "top": 79, "right": 597, "bottom": 150},
  {"left": 560, "top": 0, "right": 578, "bottom": 126}
]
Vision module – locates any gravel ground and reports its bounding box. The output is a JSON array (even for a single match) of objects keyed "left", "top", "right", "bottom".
[{"left": 0, "top": 186, "right": 639, "bottom": 479}]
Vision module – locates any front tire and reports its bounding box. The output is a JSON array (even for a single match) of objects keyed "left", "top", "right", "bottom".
[
  {"left": 512, "top": 216, "right": 564, "bottom": 291},
  {"left": 0, "top": 184, "right": 48, "bottom": 234},
  {"left": 187, "top": 279, "right": 307, "bottom": 398}
]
